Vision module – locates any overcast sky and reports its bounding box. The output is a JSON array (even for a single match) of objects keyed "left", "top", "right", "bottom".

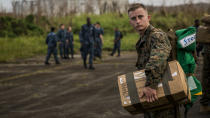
[{"left": 0, "top": 0, "right": 210, "bottom": 12}]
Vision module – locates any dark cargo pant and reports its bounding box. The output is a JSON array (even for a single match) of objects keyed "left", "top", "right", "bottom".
[
  {"left": 111, "top": 41, "right": 121, "bottom": 56},
  {"left": 81, "top": 43, "right": 94, "bottom": 66},
  {"left": 45, "top": 47, "right": 59, "bottom": 63},
  {"left": 59, "top": 41, "right": 66, "bottom": 58},
  {"left": 200, "top": 43, "right": 210, "bottom": 106},
  {"left": 144, "top": 106, "right": 180, "bottom": 118}
]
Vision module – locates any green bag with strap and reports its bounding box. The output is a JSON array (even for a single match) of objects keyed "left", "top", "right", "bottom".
[
  {"left": 176, "top": 27, "right": 196, "bottom": 52},
  {"left": 175, "top": 27, "right": 202, "bottom": 112}
]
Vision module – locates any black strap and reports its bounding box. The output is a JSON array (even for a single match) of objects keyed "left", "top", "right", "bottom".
[
  {"left": 162, "top": 64, "right": 178, "bottom": 118},
  {"left": 126, "top": 73, "right": 147, "bottom": 113}
]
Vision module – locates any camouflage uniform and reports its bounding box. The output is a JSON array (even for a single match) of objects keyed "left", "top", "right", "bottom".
[
  {"left": 198, "top": 16, "right": 210, "bottom": 107},
  {"left": 136, "top": 25, "right": 180, "bottom": 118},
  {"left": 200, "top": 43, "right": 210, "bottom": 106}
]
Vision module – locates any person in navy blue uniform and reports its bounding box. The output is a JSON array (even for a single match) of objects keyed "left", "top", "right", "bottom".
[
  {"left": 45, "top": 27, "right": 60, "bottom": 65},
  {"left": 65, "top": 26, "right": 74, "bottom": 59},
  {"left": 94, "top": 22, "right": 104, "bottom": 59},
  {"left": 110, "top": 27, "right": 122, "bottom": 57},
  {"left": 57, "top": 24, "right": 66, "bottom": 59},
  {"left": 80, "top": 17, "right": 96, "bottom": 70}
]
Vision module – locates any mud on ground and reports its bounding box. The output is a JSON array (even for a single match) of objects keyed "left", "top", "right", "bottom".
[{"left": 0, "top": 52, "right": 209, "bottom": 118}]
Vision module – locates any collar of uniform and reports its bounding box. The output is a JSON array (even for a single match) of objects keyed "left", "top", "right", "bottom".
[
  {"left": 141, "top": 25, "right": 154, "bottom": 38},
  {"left": 139, "top": 25, "right": 153, "bottom": 42}
]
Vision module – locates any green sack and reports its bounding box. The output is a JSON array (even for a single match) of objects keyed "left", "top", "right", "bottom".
[
  {"left": 177, "top": 51, "right": 196, "bottom": 74},
  {"left": 175, "top": 27, "right": 202, "bottom": 113},
  {"left": 176, "top": 27, "right": 196, "bottom": 52},
  {"left": 185, "top": 76, "right": 202, "bottom": 112},
  {"left": 175, "top": 27, "right": 202, "bottom": 96},
  {"left": 187, "top": 76, "right": 202, "bottom": 97}
]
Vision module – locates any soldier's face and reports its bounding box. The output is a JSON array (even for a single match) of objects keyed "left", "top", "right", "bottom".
[
  {"left": 68, "top": 27, "right": 72, "bottom": 32},
  {"left": 61, "top": 25, "right": 65, "bottom": 30},
  {"left": 96, "top": 24, "right": 100, "bottom": 28},
  {"left": 129, "top": 8, "right": 150, "bottom": 34}
]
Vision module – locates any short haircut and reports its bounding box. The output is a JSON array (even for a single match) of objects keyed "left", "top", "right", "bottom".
[
  {"left": 194, "top": 19, "right": 199, "bottom": 23},
  {"left": 96, "top": 22, "right": 100, "bottom": 25},
  {"left": 51, "top": 27, "right": 55, "bottom": 32},
  {"left": 128, "top": 3, "right": 147, "bottom": 13},
  {"left": 60, "top": 24, "right": 64, "bottom": 27}
]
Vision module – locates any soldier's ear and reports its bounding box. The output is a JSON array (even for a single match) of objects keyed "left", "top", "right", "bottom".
[{"left": 148, "top": 15, "right": 151, "bottom": 21}]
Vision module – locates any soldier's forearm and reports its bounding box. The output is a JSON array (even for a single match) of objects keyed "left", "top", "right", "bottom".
[{"left": 144, "top": 70, "right": 161, "bottom": 89}]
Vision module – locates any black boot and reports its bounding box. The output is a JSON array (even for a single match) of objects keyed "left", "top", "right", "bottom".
[
  {"left": 56, "top": 61, "right": 60, "bottom": 64},
  {"left": 83, "top": 61, "right": 87, "bottom": 69},
  {"left": 45, "top": 62, "right": 50, "bottom": 65},
  {"left": 89, "top": 65, "right": 95, "bottom": 70}
]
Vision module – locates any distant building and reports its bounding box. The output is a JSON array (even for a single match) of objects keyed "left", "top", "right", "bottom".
[{"left": 12, "top": 0, "right": 129, "bottom": 16}]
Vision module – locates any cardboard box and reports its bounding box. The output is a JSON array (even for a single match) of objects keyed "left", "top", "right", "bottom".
[{"left": 118, "top": 60, "right": 191, "bottom": 115}]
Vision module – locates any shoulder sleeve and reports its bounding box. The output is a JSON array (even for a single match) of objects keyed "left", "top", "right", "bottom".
[
  {"left": 101, "top": 28, "right": 104, "bottom": 35},
  {"left": 57, "top": 30, "right": 61, "bottom": 41},
  {"left": 46, "top": 34, "right": 50, "bottom": 44},
  {"left": 145, "top": 31, "right": 172, "bottom": 89}
]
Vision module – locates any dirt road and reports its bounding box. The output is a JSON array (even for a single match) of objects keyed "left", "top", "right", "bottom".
[{"left": 0, "top": 52, "right": 209, "bottom": 118}]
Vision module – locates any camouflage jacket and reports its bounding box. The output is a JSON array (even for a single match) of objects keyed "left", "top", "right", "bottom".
[
  {"left": 203, "top": 43, "right": 210, "bottom": 54},
  {"left": 136, "top": 25, "right": 172, "bottom": 89}
]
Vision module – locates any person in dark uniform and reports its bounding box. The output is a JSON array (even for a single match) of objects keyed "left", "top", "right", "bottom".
[
  {"left": 57, "top": 24, "right": 66, "bottom": 59},
  {"left": 94, "top": 22, "right": 104, "bottom": 59},
  {"left": 45, "top": 27, "right": 60, "bottom": 65},
  {"left": 194, "top": 19, "right": 203, "bottom": 57},
  {"left": 65, "top": 26, "right": 74, "bottom": 59},
  {"left": 110, "top": 27, "right": 122, "bottom": 57},
  {"left": 80, "top": 17, "right": 96, "bottom": 70},
  {"left": 199, "top": 16, "right": 210, "bottom": 112}
]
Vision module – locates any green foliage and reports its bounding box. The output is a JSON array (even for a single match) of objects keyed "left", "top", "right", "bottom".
[
  {"left": 0, "top": 15, "right": 43, "bottom": 37},
  {"left": 0, "top": 32, "right": 139, "bottom": 62},
  {"left": 25, "top": 14, "right": 35, "bottom": 23},
  {"left": 0, "top": 13, "right": 205, "bottom": 62},
  {"left": 103, "top": 33, "right": 139, "bottom": 51},
  {"left": 0, "top": 36, "right": 46, "bottom": 62},
  {"left": 52, "top": 13, "right": 134, "bottom": 35}
]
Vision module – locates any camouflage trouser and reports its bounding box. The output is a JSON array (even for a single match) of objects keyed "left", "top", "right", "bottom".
[
  {"left": 200, "top": 43, "right": 210, "bottom": 106},
  {"left": 144, "top": 106, "right": 180, "bottom": 118}
]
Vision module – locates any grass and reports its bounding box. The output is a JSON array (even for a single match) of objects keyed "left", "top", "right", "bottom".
[
  {"left": 0, "top": 36, "right": 46, "bottom": 62},
  {"left": 0, "top": 12, "right": 204, "bottom": 62},
  {"left": 0, "top": 33, "right": 139, "bottom": 62}
]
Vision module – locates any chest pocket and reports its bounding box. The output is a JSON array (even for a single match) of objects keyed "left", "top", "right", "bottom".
[
  {"left": 85, "top": 26, "right": 93, "bottom": 35},
  {"left": 136, "top": 35, "right": 152, "bottom": 68}
]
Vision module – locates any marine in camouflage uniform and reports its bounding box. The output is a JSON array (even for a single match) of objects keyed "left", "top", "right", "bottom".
[
  {"left": 200, "top": 43, "right": 210, "bottom": 107},
  {"left": 196, "top": 16, "right": 210, "bottom": 110},
  {"left": 136, "top": 25, "right": 179, "bottom": 118},
  {"left": 128, "top": 3, "right": 180, "bottom": 117}
]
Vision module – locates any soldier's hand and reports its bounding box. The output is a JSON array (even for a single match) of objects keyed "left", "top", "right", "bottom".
[{"left": 140, "top": 87, "right": 158, "bottom": 102}]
